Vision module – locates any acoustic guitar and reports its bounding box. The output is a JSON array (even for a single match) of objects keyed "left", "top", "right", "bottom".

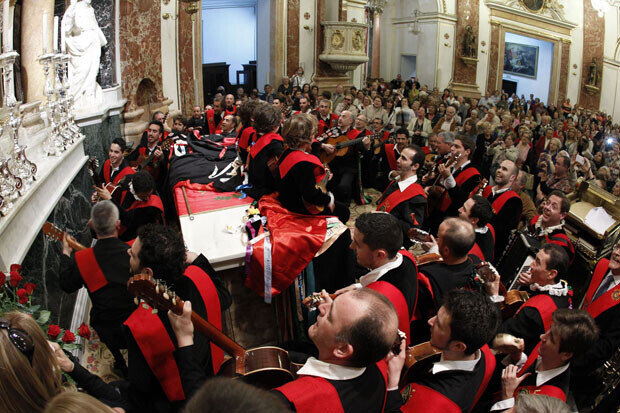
[
  {"left": 302, "top": 166, "right": 332, "bottom": 215},
  {"left": 474, "top": 262, "right": 529, "bottom": 319},
  {"left": 42, "top": 222, "right": 87, "bottom": 251},
  {"left": 319, "top": 133, "right": 381, "bottom": 164},
  {"left": 127, "top": 273, "right": 299, "bottom": 389},
  {"left": 87, "top": 157, "right": 123, "bottom": 203},
  {"left": 129, "top": 138, "right": 174, "bottom": 181}
]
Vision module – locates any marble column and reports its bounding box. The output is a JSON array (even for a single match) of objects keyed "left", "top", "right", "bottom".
[
  {"left": 370, "top": 9, "right": 382, "bottom": 79},
  {"left": 21, "top": 0, "right": 54, "bottom": 103}
]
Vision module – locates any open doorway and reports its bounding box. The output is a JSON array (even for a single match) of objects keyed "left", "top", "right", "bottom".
[
  {"left": 400, "top": 55, "right": 417, "bottom": 80},
  {"left": 501, "top": 32, "right": 554, "bottom": 104}
]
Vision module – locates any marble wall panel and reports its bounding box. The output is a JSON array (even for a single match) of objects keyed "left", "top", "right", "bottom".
[
  {"left": 119, "top": 0, "right": 163, "bottom": 111},
  {"left": 287, "top": 0, "right": 300, "bottom": 77},
  {"left": 178, "top": 9, "right": 195, "bottom": 115},
  {"left": 579, "top": 1, "right": 603, "bottom": 110},
  {"left": 20, "top": 167, "right": 93, "bottom": 327},
  {"left": 453, "top": 0, "right": 479, "bottom": 85},
  {"left": 92, "top": 0, "right": 117, "bottom": 88},
  {"left": 487, "top": 23, "right": 499, "bottom": 93},
  {"left": 80, "top": 114, "right": 122, "bottom": 163},
  {"left": 558, "top": 41, "right": 570, "bottom": 106}
]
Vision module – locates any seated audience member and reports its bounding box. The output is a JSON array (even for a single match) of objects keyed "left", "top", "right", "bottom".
[
  {"left": 169, "top": 115, "right": 190, "bottom": 139},
  {"left": 376, "top": 144, "right": 427, "bottom": 247},
  {"left": 186, "top": 105, "right": 205, "bottom": 136},
  {"left": 536, "top": 153, "right": 572, "bottom": 199},
  {"left": 95, "top": 170, "right": 164, "bottom": 242},
  {"left": 205, "top": 96, "right": 225, "bottom": 135},
  {"left": 0, "top": 312, "right": 126, "bottom": 413},
  {"left": 408, "top": 106, "right": 433, "bottom": 146},
  {"left": 491, "top": 309, "right": 598, "bottom": 410},
  {"left": 458, "top": 195, "right": 495, "bottom": 262},
  {"left": 572, "top": 242, "right": 620, "bottom": 407},
  {"left": 44, "top": 392, "right": 123, "bottom": 413},
  {"left": 389, "top": 289, "right": 500, "bottom": 413},
  {"left": 169, "top": 289, "right": 402, "bottom": 412},
  {"left": 432, "top": 104, "right": 459, "bottom": 133},
  {"left": 512, "top": 170, "right": 536, "bottom": 226},
  {"left": 276, "top": 114, "right": 348, "bottom": 223},
  {"left": 481, "top": 159, "right": 522, "bottom": 259},
  {"left": 246, "top": 103, "right": 284, "bottom": 200},
  {"left": 217, "top": 114, "right": 238, "bottom": 139},
  {"left": 488, "top": 244, "right": 572, "bottom": 354},
  {"left": 59, "top": 201, "right": 134, "bottom": 375},
  {"left": 183, "top": 378, "right": 291, "bottom": 413},
  {"left": 336, "top": 212, "right": 419, "bottom": 344},
  {"left": 527, "top": 191, "right": 575, "bottom": 263},
  {"left": 124, "top": 224, "right": 231, "bottom": 412}
]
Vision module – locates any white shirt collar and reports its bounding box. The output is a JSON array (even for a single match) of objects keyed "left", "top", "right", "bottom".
[
  {"left": 432, "top": 350, "right": 481, "bottom": 375},
  {"left": 296, "top": 357, "right": 366, "bottom": 380},
  {"left": 534, "top": 216, "right": 565, "bottom": 236},
  {"left": 397, "top": 174, "right": 418, "bottom": 192},
  {"left": 529, "top": 280, "right": 569, "bottom": 297},
  {"left": 359, "top": 254, "right": 403, "bottom": 287},
  {"left": 492, "top": 186, "right": 510, "bottom": 197},
  {"left": 535, "top": 359, "right": 570, "bottom": 387},
  {"left": 475, "top": 225, "right": 489, "bottom": 234},
  {"left": 455, "top": 160, "right": 471, "bottom": 173},
  {"left": 604, "top": 270, "right": 620, "bottom": 290}
]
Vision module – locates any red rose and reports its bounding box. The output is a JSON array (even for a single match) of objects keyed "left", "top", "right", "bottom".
[
  {"left": 0, "top": 271, "right": 5, "bottom": 285},
  {"left": 47, "top": 324, "right": 61, "bottom": 340},
  {"left": 77, "top": 323, "right": 91, "bottom": 340},
  {"left": 24, "top": 282, "right": 36, "bottom": 295},
  {"left": 62, "top": 330, "right": 76, "bottom": 344},
  {"left": 16, "top": 288, "right": 28, "bottom": 304},
  {"left": 9, "top": 271, "right": 22, "bottom": 287},
  {"left": 10, "top": 264, "right": 21, "bottom": 274}
]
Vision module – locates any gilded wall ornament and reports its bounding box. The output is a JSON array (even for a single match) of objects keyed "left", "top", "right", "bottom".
[
  {"left": 331, "top": 30, "right": 345, "bottom": 49},
  {"left": 519, "top": 0, "right": 546, "bottom": 13}
]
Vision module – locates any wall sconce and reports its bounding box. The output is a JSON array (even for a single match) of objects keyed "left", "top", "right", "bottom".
[{"left": 303, "top": 25, "right": 314, "bottom": 32}]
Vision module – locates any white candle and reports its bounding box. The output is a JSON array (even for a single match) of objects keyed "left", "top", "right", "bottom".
[
  {"left": 42, "top": 10, "right": 49, "bottom": 54},
  {"left": 53, "top": 16, "right": 59, "bottom": 53}
]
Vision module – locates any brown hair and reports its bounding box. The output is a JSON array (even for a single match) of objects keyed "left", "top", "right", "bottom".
[
  {"left": 0, "top": 312, "right": 64, "bottom": 413},
  {"left": 44, "top": 392, "right": 114, "bottom": 413},
  {"left": 551, "top": 309, "right": 599, "bottom": 356},
  {"left": 253, "top": 103, "right": 281, "bottom": 134},
  {"left": 282, "top": 114, "right": 315, "bottom": 149}
]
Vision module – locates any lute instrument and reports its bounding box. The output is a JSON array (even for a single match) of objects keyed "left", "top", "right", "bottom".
[
  {"left": 127, "top": 273, "right": 299, "bottom": 389},
  {"left": 425, "top": 152, "right": 461, "bottom": 212},
  {"left": 302, "top": 165, "right": 332, "bottom": 215},
  {"left": 474, "top": 262, "right": 529, "bottom": 319},
  {"left": 42, "top": 222, "right": 87, "bottom": 251},
  {"left": 129, "top": 137, "right": 174, "bottom": 180}
]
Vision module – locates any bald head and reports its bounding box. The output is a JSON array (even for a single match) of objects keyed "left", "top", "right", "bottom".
[
  {"left": 438, "top": 218, "right": 475, "bottom": 258},
  {"left": 339, "top": 288, "right": 399, "bottom": 367},
  {"left": 339, "top": 110, "right": 354, "bottom": 130}
]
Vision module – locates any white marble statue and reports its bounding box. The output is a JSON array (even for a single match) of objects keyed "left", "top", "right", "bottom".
[{"left": 61, "top": 0, "right": 107, "bottom": 112}]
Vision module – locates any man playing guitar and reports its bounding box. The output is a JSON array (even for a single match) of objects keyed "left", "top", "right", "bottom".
[
  {"left": 98, "top": 138, "right": 134, "bottom": 192},
  {"left": 126, "top": 120, "right": 167, "bottom": 183},
  {"left": 124, "top": 224, "right": 231, "bottom": 411}
]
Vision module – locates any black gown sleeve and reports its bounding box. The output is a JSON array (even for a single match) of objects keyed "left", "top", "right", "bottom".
[{"left": 58, "top": 254, "right": 85, "bottom": 294}]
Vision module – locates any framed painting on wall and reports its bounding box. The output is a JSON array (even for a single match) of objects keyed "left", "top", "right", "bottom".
[{"left": 503, "top": 42, "right": 539, "bottom": 79}]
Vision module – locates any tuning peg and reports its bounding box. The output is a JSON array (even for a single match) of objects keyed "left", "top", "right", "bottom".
[
  {"left": 155, "top": 279, "right": 160, "bottom": 294},
  {"left": 142, "top": 303, "right": 149, "bottom": 310},
  {"left": 134, "top": 297, "right": 139, "bottom": 306},
  {"left": 172, "top": 292, "right": 177, "bottom": 306},
  {"left": 151, "top": 308, "right": 158, "bottom": 315},
  {"left": 163, "top": 291, "right": 170, "bottom": 300}
]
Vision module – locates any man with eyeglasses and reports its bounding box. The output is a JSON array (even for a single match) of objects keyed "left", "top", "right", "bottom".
[
  {"left": 334, "top": 94, "right": 358, "bottom": 116},
  {"left": 571, "top": 240, "right": 620, "bottom": 407}
]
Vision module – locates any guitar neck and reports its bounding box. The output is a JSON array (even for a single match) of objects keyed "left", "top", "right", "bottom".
[
  {"left": 335, "top": 136, "right": 366, "bottom": 149},
  {"left": 188, "top": 307, "right": 246, "bottom": 359}
]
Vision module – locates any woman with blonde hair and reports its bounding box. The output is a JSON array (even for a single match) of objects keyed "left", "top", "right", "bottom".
[
  {"left": 0, "top": 311, "right": 64, "bottom": 413},
  {"left": 44, "top": 392, "right": 123, "bottom": 413},
  {"left": 0, "top": 312, "right": 126, "bottom": 413}
]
